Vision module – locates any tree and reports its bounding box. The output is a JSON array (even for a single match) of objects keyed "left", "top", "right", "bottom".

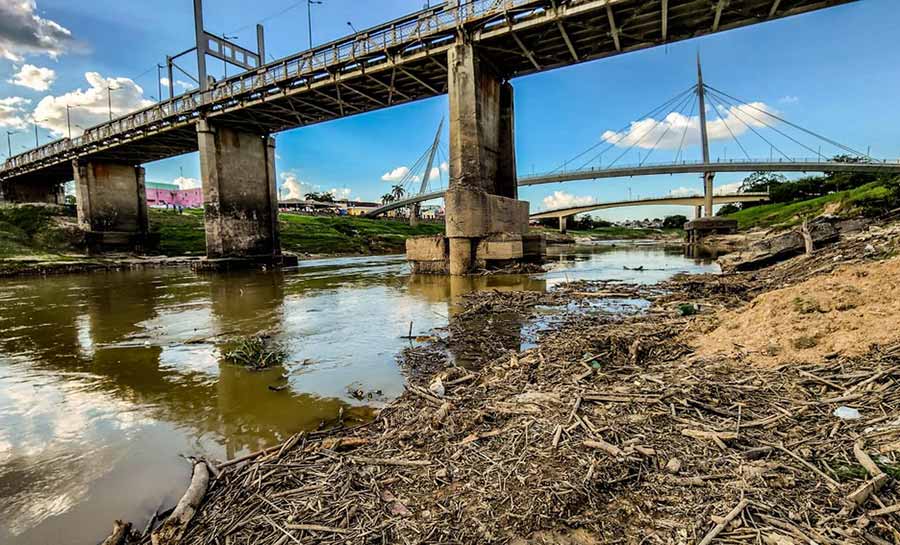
[
  {"left": 380, "top": 193, "right": 395, "bottom": 205},
  {"left": 716, "top": 203, "right": 740, "bottom": 216},
  {"left": 305, "top": 191, "right": 335, "bottom": 203},
  {"left": 739, "top": 171, "right": 788, "bottom": 194},
  {"left": 390, "top": 184, "right": 406, "bottom": 201},
  {"left": 662, "top": 215, "right": 688, "bottom": 229}
]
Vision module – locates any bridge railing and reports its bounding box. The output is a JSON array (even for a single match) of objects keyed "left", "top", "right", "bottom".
[
  {"left": 521, "top": 157, "right": 900, "bottom": 180},
  {"left": 3, "top": 0, "right": 559, "bottom": 174}
]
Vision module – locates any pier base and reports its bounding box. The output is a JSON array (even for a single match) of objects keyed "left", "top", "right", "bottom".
[{"left": 684, "top": 217, "right": 738, "bottom": 244}]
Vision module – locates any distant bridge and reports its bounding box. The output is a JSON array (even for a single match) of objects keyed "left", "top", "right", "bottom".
[
  {"left": 364, "top": 156, "right": 897, "bottom": 218},
  {"left": 530, "top": 192, "right": 770, "bottom": 220}
]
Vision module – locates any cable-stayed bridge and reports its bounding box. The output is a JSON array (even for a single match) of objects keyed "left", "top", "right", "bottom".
[{"left": 0, "top": 0, "right": 867, "bottom": 270}]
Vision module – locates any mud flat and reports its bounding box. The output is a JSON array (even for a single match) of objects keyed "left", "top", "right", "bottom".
[{"left": 108, "top": 219, "right": 900, "bottom": 544}]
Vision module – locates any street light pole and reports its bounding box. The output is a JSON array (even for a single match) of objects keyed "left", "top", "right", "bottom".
[
  {"left": 6, "top": 131, "right": 13, "bottom": 158},
  {"left": 307, "top": 0, "right": 323, "bottom": 50},
  {"left": 157, "top": 64, "right": 163, "bottom": 102},
  {"left": 66, "top": 105, "right": 72, "bottom": 139},
  {"left": 107, "top": 85, "right": 120, "bottom": 121}
]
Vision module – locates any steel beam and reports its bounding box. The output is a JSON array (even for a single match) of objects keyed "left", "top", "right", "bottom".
[
  {"left": 605, "top": 3, "right": 621, "bottom": 51},
  {"left": 769, "top": 0, "right": 783, "bottom": 16},
  {"left": 713, "top": 0, "right": 727, "bottom": 32},
  {"left": 661, "top": 0, "right": 669, "bottom": 40}
]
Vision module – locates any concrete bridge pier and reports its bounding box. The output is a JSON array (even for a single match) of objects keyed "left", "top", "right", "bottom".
[
  {"left": 559, "top": 216, "right": 568, "bottom": 234},
  {"left": 0, "top": 178, "right": 65, "bottom": 204},
  {"left": 407, "top": 41, "right": 543, "bottom": 275},
  {"left": 195, "top": 119, "right": 292, "bottom": 269},
  {"left": 73, "top": 160, "right": 149, "bottom": 250}
]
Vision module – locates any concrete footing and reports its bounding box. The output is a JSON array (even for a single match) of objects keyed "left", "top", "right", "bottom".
[
  {"left": 192, "top": 254, "right": 299, "bottom": 273},
  {"left": 1, "top": 179, "right": 65, "bottom": 204},
  {"left": 684, "top": 217, "right": 738, "bottom": 244},
  {"left": 407, "top": 232, "right": 545, "bottom": 275}
]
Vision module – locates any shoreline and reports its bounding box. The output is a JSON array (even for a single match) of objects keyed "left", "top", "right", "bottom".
[{"left": 107, "top": 217, "right": 900, "bottom": 544}]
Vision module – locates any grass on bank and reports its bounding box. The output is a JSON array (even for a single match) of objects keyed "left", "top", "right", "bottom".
[
  {"left": 726, "top": 180, "right": 900, "bottom": 230},
  {"left": 0, "top": 204, "right": 80, "bottom": 258},
  {"left": 151, "top": 209, "right": 444, "bottom": 256}
]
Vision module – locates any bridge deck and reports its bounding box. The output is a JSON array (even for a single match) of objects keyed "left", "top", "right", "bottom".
[{"left": 1, "top": 0, "right": 856, "bottom": 186}]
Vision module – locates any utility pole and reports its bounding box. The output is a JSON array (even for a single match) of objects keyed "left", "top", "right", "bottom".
[
  {"left": 194, "top": 0, "right": 208, "bottom": 91},
  {"left": 66, "top": 105, "right": 72, "bottom": 139},
  {"left": 157, "top": 64, "right": 164, "bottom": 102},
  {"left": 6, "top": 131, "right": 13, "bottom": 158},
  {"left": 33, "top": 123, "right": 38, "bottom": 147},
  {"left": 308, "top": 0, "right": 323, "bottom": 50},
  {"left": 696, "top": 53, "right": 714, "bottom": 218}
]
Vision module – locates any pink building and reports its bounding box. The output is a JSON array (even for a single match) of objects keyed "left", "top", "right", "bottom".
[{"left": 146, "top": 182, "right": 204, "bottom": 208}]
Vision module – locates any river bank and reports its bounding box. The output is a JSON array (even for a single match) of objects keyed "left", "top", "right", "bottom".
[
  {"left": 115, "top": 218, "right": 900, "bottom": 545},
  {"left": 0, "top": 205, "right": 444, "bottom": 277}
]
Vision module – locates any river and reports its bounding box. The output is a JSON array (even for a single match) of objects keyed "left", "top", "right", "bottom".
[{"left": 0, "top": 243, "right": 716, "bottom": 545}]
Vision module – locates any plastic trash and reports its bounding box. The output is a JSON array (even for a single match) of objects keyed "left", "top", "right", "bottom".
[
  {"left": 429, "top": 377, "right": 445, "bottom": 398},
  {"left": 833, "top": 406, "right": 861, "bottom": 420}
]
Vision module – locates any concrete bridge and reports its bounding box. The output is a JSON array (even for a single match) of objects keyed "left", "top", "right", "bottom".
[
  {"left": 0, "top": 0, "right": 858, "bottom": 272},
  {"left": 531, "top": 192, "right": 770, "bottom": 232}
]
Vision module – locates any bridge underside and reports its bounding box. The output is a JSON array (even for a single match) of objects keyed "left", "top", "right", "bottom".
[{"left": 1, "top": 0, "right": 855, "bottom": 190}]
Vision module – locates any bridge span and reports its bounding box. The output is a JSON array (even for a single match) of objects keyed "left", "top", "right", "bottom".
[
  {"left": 0, "top": 0, "right": 859, "bottom": 271},
  {"left": 529, "top": 192, "right": 771, "bottom": 220}
]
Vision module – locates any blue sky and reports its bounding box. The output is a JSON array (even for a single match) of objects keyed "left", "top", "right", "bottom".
[{"left": 1, "top": 0, "right": 898, "bottom": 221}]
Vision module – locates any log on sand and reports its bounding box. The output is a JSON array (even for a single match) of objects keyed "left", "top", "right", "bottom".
[
  {"left": 151, "top": 461, "right": 210, "bottom": 545},
  {"left": 100, "top": 520, "right": 131, "bottom": 545}
]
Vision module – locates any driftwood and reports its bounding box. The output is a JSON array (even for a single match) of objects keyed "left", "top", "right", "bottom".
[
  {"left": 100, "top": 520, "right": 131, "bottom": 545},
  {"left": 151, "top": 461, "right": 209, "bottom": 545}
]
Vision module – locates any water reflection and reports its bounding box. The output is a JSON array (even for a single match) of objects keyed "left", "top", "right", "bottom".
[{"left": 0, "top": 245, "right": 716, "bottom": 544}]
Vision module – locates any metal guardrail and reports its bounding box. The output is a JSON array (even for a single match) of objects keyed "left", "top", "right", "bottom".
[
  {"left": 2, "top": 0, "right": 553, "bottom": 174},
  {"left": 521, "top": 157, "right": 900, "bottom": 180}
]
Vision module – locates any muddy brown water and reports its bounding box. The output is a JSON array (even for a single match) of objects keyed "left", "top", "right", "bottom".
[{"left": 0, "top": 243, "right": 716, "bottom": 544}]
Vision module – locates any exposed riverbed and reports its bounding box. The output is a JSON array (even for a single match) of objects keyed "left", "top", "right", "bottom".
[{"left": 0, "top": 243, "right": 715, "bottom": 545}]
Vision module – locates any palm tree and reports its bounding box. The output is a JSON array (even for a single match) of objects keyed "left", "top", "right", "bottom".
[
  {"left": 391, "top": 184, "right": 406, "bottom": 201},
  {"left": 381, "top": 193, "right": 395, "bottom": 205}
]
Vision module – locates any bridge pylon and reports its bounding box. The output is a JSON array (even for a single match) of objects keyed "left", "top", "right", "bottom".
[{"left": 406, "top": 41, "right": 544, "bottom": 275}]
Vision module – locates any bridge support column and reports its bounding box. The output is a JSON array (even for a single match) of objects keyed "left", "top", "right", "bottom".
[
  {"left": 559, "top": 216, "right": 567, "bottom": 234},
  {"left": 1, "top": 178, "right": 65, "bottom": 204},
  {"left": 196, "top": 119, "right": 284, "bottom": 265},
  {"left": 408, "top": 41, "right": 543, "bottom": 275},
  {"left": 694, "top": 205, "right": 703, "bottom": 220},
  {"left": 73, "top": 160, "right": 149, "bottom": 250}
]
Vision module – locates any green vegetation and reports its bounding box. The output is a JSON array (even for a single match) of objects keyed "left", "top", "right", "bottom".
[
  {"left": 726, "top": 179, "right": 900, "bottom": 230},
  {"left": 722, "top": 162, "right": 900, "bottom": 230},
  {"left": 0, "top": 204, "right": 80, "bottom": 258},
  {"left": 150, "top": 209, "right": 444, "bottom": 256},
  {"left": 223, "top": 337, "right": 286, "bottom": 370}
]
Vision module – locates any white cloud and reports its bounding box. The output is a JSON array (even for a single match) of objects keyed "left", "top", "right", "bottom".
[
  {"left": 32, "top": 72, "right": 155, "bottom": 137},
  {"left": 601, "top": 102, "right": 776, "bottom": 151},
  {"left": 669, "top": 186, "right": 700, "bottom": 198},
  {"left": 428, "top": 167, "right": 441, "bottom": 180},
  {"left": 542, "top": 191, "right": 595, "bottom": 211},
  {"left": 778, "top": 95, "right": 799, "bottom": 104},
  {"left": 329, "top": 187, "right": 352, "bottom": 201},
  {"left": 173, "top": 176, "right": 200, "bottom": 190},
  {"left": 382, "top": 165, "right": 416, "bottom": 183},
  {"left": 9, "top": 64, "right": 55, "bottom": 91},
  {"left": 440, "top": 161, "right": 449, "bottom": 172},
  {"left": 159, "top": 77, "right": 194, "bottom": 92},
  {"left": 714, "top": 181, "right": 742, "bottom": 195},
  {"left": 0, "top": 1, "right": 75, "bottom": 61},
  {"left": 279, "top": 172, "right": 317, "bottom": 200},
  {"left": 0, "top": 96, "right": 31, "bottom": 129}
]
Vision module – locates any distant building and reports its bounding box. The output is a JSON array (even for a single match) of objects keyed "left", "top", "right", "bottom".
[
  {"left": 420, "top": 205, "right": 444, "bottom": 220},
  {"left": 146, "top": 181, "right": 203, "bottom": 208}
]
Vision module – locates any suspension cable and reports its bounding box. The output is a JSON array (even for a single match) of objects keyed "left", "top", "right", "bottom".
[
  {"left": 673, "top": 93, "right": 697, "bottom": 164},
  {"left": 706, "top": 84, "right": 870, "bottom": 159},
  {"left": 637, "top": 90, "right": 698, "bottom": 166},
  {"left": 551, "top": 84, "right": 698, "bottom": 173},
  {"left": 707, "top": 90, "right": 791, "bottom": 161},
  {"left": 706, "top": 92, "right": 752, "bottom": 161},
  {"left": 706, "top": 87, "right": 821, "bottom": 159}
]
